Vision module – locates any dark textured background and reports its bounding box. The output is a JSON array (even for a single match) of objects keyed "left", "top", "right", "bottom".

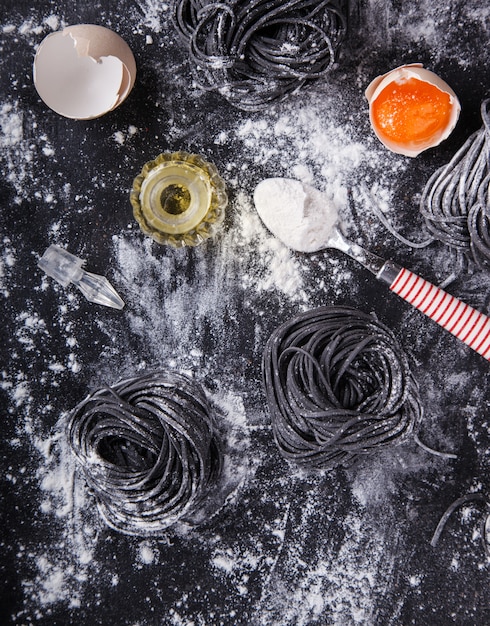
[{"left": 1, "top": 1, "right": 489, "bottom": 625}]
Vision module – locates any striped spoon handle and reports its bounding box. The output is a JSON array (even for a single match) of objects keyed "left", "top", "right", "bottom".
[{"left": 378, "top": 262, "right": 490, "bottom": 360}]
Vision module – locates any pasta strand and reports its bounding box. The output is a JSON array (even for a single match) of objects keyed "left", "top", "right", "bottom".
[
  {"left": 67, "top": 371, "right": 221, "bottom": 536},
  {"left": 262, "top": 307, "right": 422, "bottom": 470},
  {"left": 172, "top": 0, "right": 348, "bottom": 110},
  {"left": 420, "top": 99, "right": 490, "bottom": 268}
]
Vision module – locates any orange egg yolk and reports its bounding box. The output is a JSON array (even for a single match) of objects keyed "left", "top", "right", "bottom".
[{"left": 371, "top": 77, "right": 452, "bottom": 144}]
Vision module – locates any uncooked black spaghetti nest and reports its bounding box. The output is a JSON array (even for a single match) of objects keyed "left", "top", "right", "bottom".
[
  {"left": 172, "top": 0, "right": 348, "bottom": 110},
  {"left": 67, "top": 371, "right": 221, "bottom": 536},
  {"left": 420, "top": 98, "right": 490, "bottom": 269},
  {"left": 262, "top": 306, "right": 422, "bottom": 470}
]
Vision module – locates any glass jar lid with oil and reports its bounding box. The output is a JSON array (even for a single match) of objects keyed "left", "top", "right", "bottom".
[{"left": 130, "top": 151, "right": 228, "bottom": 247}]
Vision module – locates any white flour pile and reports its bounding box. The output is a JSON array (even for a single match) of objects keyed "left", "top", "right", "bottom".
[
  {"left": 253, "top": 178, "right": 340, "bottom": 253},
  {"left": 1, "top": 1, "right": 490, "bottom": 625}
]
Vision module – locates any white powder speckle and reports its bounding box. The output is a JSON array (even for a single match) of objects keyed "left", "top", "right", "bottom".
[
  {"left": 113, "top": 126, "right": 138, "bottom": 145},
  {"left": 133, "top": 0, "right": 168, "bottom": 34},
  {"left": 409, "top": 574, "right": 423, "bottom": 587},
  {"left": 43, "top": 15, "right": 60, "bottom": 31},
  {"left": 3, "top": 2, "right": 490, "bottom": 625},
  {"left": 138, "top": 542, "right": 156, "bottom": 565},
  {"left": 113, "top": 130, "right": 125, "bottom": 145},
  {"left": 211, "top": 554, "right": 235, "bottom": 573}
]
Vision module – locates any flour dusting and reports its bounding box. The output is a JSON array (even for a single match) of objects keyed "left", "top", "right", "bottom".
[{"left": 2, "top": 1, "right": 490, "bottom": 625}]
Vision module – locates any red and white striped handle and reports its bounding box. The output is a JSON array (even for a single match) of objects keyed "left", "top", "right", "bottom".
[{"left": 389, "top": 267, "right": 490, "bottom": 360}]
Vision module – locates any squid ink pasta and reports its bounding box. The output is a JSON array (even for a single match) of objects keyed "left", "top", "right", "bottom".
[
  {"left": 172, "top": 0, "right": 348, "bottom": 110},
  {"left": 420, "top": 98, "right": 490, "bottom": 268},
  {"left": 262, "top": 306, "right": 422, "bottom": 470},
  {"left": 431, "top": 493, "right": 490, "bottom": 556},
  {"left": 67, "top": 370, "right": 221, "bottom": 536}
]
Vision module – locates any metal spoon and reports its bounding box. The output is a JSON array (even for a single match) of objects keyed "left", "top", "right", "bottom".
[{"left": 253, "top": 177, "right": 490, "bottom": 361}]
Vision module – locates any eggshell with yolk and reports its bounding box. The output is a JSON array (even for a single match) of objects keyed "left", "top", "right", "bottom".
[{"left": 365, "top": 64, "right": 461, "bottom": 157}]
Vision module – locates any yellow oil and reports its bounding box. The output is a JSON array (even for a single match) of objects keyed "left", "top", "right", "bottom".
[
  {"left": 131, "top": 152, "right": 228, "bottom": 247},
  {"left": 160, "top": 184, "right": 191, "bottom": 215}
]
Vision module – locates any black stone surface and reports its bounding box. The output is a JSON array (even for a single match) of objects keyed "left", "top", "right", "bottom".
[{"left": 1, "top": 2, "right": 489, "bottom": 625}]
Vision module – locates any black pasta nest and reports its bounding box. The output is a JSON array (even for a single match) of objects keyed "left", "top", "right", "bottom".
[
  {"left": 262, "top": 306, "right": 422, "bottom": 470},
  {"left": 173, "top": 0, "right": 348, "bottom": 110},
  {"left": 420, "top": 98, "right": 490, "bottom": 269},
  {"left": 67, "top": 370, "right": 221, "bottom": 536}
]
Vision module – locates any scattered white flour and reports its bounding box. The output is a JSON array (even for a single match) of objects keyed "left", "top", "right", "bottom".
[
  {"left": 138, "top": 542, "right": 157, "bottom": 565},
  {"left": 19, "top": 426, "right": 99, "bottom": 611},
  {"left": 229, "top": 191, "right": 307, "bottom": 301},
  {"left": 133, "top": 0, "right": 169, "bottom": 34},
  {"left": 0, "top": 236, "right": 16, "bottom": 296},
  {"left": 113, "top": 125, "right": 138, "bottom": 145},
  {"left": 0, "top": 102, "right": 23, "bottom": 146},
  {"left": 0, "top": 99, "right": 58, "bottom": 205},
  {"left": 2, "top": 2, "right": 490, "bottom": 625}
]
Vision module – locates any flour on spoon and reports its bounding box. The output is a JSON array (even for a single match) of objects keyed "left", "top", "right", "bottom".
[{"left": 253, "top": 178, "right": 339, "bottom": 253}]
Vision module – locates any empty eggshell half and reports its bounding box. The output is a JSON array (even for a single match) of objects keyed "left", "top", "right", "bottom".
[
  {"left": 365, "top": 63, "right": 461, "bottom": 157},
  {"left": 33, "top": 24, "right": 137, "bottom": 120}
]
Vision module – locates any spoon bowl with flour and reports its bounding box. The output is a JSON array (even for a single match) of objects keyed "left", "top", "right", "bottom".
[{"left": 254, "top": 177, "right": 490, "bottom": 360}]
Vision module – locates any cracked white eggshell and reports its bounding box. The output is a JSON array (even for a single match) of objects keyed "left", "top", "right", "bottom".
[
  {"left": 365, "top": 63, "right": 461, "bottom": 157},
  {"left": 33, "top": 24, "right": 137, "bottom": 120}
]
